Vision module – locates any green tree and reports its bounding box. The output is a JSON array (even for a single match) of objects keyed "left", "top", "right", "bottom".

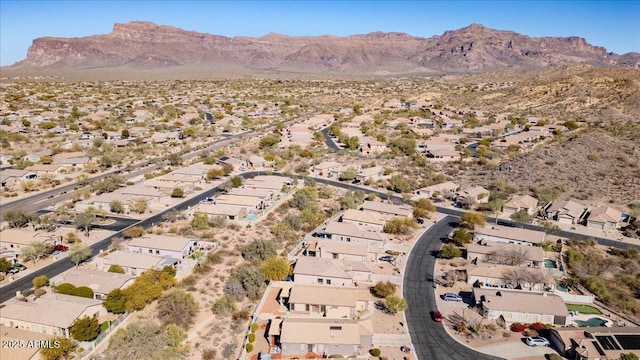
[
  {"left": 121, "top": 129, "right": 130, "bottom": 139},
  {"left": 39, "top": 337, "right": 76, "bottom": 360},
  {"left": 206, "top": 167, "right": 225, "bottom": 180},
  {"left": 109, "top": 200, "right": 125, "bottom": 214},
  {"left": 20, "top": 241, "right": 48, "bottom": 263},
  {"left": 167, "top": 153, "right": 182, "bottom": 166},
  {"left": 259, "top": 257, "right": 291, "bottom": 281},
  {"left": 3, "top": 209, "right": 30, "bottom": 228},
  {"left": 412, "top": 198, "right": 435, "bottom": 219},
  {"left": 441, "top": 244, "right": 462, "bottom": 259},
  {"left": 33, "top": 275, "right": 49, "bottom": 289},
  {"left": 103, "top": 321, "right": 187, "bottom": 360},
  {"left": 387, "top": 174, "right": 413, "bottom": 193},
  {"left": 383, "top": 217, "right": 419, "bottom": 235},
  {"left": 211, "top": 295, "right": 237, "bottom": 316},
  {"left": 231, "top": 176, "right": 243, "bottom": 187},
  {"left": 373, "top": 281, "right": 397, "bottom": 298},
  {"left": 191, "top": 211, "right": 210, "bottom": 230},
  {"left": 171, "top": 187, "right": 184, "bottom": 198},
  {"left": 75, "top": 212, "right": 96, "bottom": 236},
  {"left": 451, "top": 228, "right": 472, "bottom": 246},
  {"left": 621, "top": 353, "right": 640, "bottom": 360},
  {"left": 346, "top": 136, "right": 360, "bottom": 150},
  {"left": 0, "top": 258, "right": 11, "bottom": 273},
  {"left": 259, "top": 133, "right": 281, "bottom": 149},
  {"left": 157, "top": 289, "right": 199, "bottom": 330},
  {"left": 103, "top": 288, "right": 128, "bottom": 314},
  {"left": 69, "top": 243, "right": 92, "bottom": 267},
  {"left": 384, "top": 295, "right": 408, "bottom": 314},
  {"left": 129, "top": 198, "right": 148, "bottom": 214},
  {"left": 338, "top": 167, "right": 358, "bottom": 181},
  {"left": 108, "top": 264, "right": 125, "bottom": 274},
  {"left": 510, "top": 210, "right": 533, "bottom": 228},
  {"left": 242, "top": 239, "right": 277, "bottom": 263},
  {"left": 459, "top": 212, "right": 486, "bottom": 229},
  {"left": 222, "top": 163, "right": 234, "bottom": 175},
  {"left": 229, "top": 266, "right": 267, "bottom": 300},
  {"left": 70, "top": 316, "right": 100, "bottom": 341}
]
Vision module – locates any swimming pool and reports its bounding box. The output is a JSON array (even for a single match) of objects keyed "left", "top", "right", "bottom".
[
  {"left": 575, "top": 317, "right": 608, "bottom": 327},
  {"left": 246, "top": 214, "right": 258, "bottom": 221},
  {"left": 544, "top": 258, "right": 558, "bottom": 269}
]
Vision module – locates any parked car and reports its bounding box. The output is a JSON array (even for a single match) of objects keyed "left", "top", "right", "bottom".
[
  {"left": 199, "top": 197, "right": 215, "bottom": 204},
  {"left": 416, "top": 218, "right": 425, "bottom": 224},
  {"left": 430, "top": 310, "right": 442, "bottom": 322},
  {"left": 379, "top": 255, "right": 395, "bottom": 263},
  {"left": 54, "top": 244, "right": 69, "bottom": 252},
  {"left": 9, "top": 263, "right": 27, "bottom": 274},
  {"left": 525, "top": 336, "right": 550, "bottom": 347},
  {"left": 239, "top": 166, "right": 247, "bottom": 171},
  {"left": 443, "top": 293, "right": 463, "bottom": 302}
]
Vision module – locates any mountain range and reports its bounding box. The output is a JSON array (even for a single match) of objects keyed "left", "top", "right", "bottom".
[{"left": 4, "top": 21, "right": 639, "bottom": 78}]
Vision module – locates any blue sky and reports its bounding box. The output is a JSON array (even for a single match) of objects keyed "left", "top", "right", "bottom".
[{"left": 1, "top": 1, "right": 639, "bottom": 66}]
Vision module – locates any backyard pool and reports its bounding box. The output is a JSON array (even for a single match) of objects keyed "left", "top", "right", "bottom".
[
  {"left": 246, "top": 214, "right": 258, "bottom": 221},
  {"left": 544, "top": 258, "right": 558, "bottom": 269},
  {"left": 575, "top": 317, "right": 608, "bottom": 327}
]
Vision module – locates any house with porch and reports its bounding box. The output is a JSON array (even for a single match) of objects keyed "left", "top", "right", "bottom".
[
  {"left": 502, "top": 195, "right": 539, "bottom": 216},
  {"left": 293, "top": 257, "right": 372, "bottom": 286},
  {"left": 545, "top": 199, "right": 589, "bottom": 225},
  {"left": 285, "top": 284, "right": 370, "bottom": 318},
  {"left": 586, "top": 206, "right": 623, "bottom": 230},
  {"left": 127, "top": 234, "right": 198, "bottom": 259},
  {"left": 279, "top": 317, "right": 373, "bottom": 358},
  {"left": 473, "top": 288, "right": 568, "bottom": 326},
  {"left": 0, "top": 293, "right": 106, "bottom": 338}
]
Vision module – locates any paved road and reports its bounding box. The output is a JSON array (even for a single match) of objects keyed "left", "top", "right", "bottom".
[
  {"left": 403, "top": 216, "right": 503, "bottom": 360},
  {"left": 320, "top": 127, "right": 341, "bottom": 152}
]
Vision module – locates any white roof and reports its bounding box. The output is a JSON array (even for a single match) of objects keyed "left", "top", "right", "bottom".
[
  {"left": 102, "top": 250, "right": 165, "bottom": 270},
  {"left": 128, "top": 234, "right": 196, "bottom": 252}
]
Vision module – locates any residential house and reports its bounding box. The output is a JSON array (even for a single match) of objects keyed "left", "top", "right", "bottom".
[
  {"left": 293, "top": 257, "right": 373, "bottom": 286},
  {"left": 467, "top": 242, "right": 544, "bottom": 268},
  {"left": 227, "top": 187, "right": 275, "bottom": 201},
  {"left": 473, "top": 288, "right": 568, "bottom": 325},
  {"left": 425, "top": 147, "right": 462, "bottom": 162},
  {"left": 340, "top": 209, "right": 386, "bottom": 231},
  {"left": 456, "top": 186, "right": 490, "bottom": 205},
  {"left": 218, "top": 156, "right": 245, "bottom": 170},
  {"left": 586, "top": 206, "right": 623, "bottom": 230},
  {"left": 503, "top": 195, "right": 539, "bottom": 216},
  {"left": 312, "top": 161, "right": 343, "bottom": 176},
  {"left": 215, "top": 194, "right": 264, "bottom": 211},
  {"left": 356, "top": 166, "right": 385, "bottom": 183},
  {"left": 53, "top": 268, "right": 135, "bottom": 300},
  {"left": 99, "top": 250, "right": 170, "bottom": 276},
  {"left": 549, "top": 327, "right": 640, "bottom": 360},
  {"left": 51, "top": 151, "right": 91, "bottom": 168},
  {"left": 127, "top": 234, "right": 198, "bottom": 259},
  {"left": 413, "top": 181, "right": 460, "bottom": 200},
  {"left": 466, "top": 263, "right": 553, "bottom": 291},
  {"left": 196, "top": 203, "right": 247, "bottom": 220},
  {"left": 24, "top": 149, "right": 53, "bottom": 163},
  {"left": 361, "top": 200, "right": 413, "bottom": 218},
  {"left": 320, "top": 221, "right": 386, "bottom": 247},
  {"left": 244, "top": 175, "right": 292, "bottom": 191},
  {"left": 473, "top": 226, "right": 546, "bottom": 246},
  {"left": 0, "top": 169, "right": 38, "bottom": 189},
  {"left": 279, "top": 317, "right": 373, "bottom": 357},
  {"left": 120, "top": 184, "right": 166, "bottom": 203},
  {"left": 359, "top": 140, "right": 387, "bottom": 155},
  {"left": 0, "top": 293, "right": 106, "bottom": 338},
  {"left": 0, "top": 325, "right": 50, "bottom": 360},
  {"left": 23, "top": 164, "right": 66, "bottom": 179},
  {"left": 303, "top": 239, "right": 374, "bottom": 262},
  {"left": 545, "top": 199, "right": 589, "bottom": 225},
  {"left": 286, "top": 284, "right": 370, "bottom": 318},
  {"left": 0, "top": 229, "right": 63, "bottom": 253}
]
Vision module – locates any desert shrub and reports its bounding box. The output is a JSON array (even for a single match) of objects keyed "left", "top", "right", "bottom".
[
  {"left": 524, "top": 328, "right": 539, "bottom": 337},
  {"left": 251, "top": 322, "right": 259, "bottom": 333},
  {"left": 529, "top": 322, "right": 547, "bottom": 331},
  {"left": 248, "top": 333, "right": 256, "bottom": 343},
  {"left": 440, "top": 244, "right": 462, "bottom": 259},
  {"left": 370, "top": 348, "right": 381, "bottom": 357},
  {"left": 454, "top": 322, "right": 468, "bottom": 333},
  {"left": 510, "top": 322, "right": 527, "bottom": 332},
  {"left": 373, "top": 281, "right": 396, "bottom": 298},
  {"left": 34, "top": 288, "right": 46, "bottom": 297},
  {"left": 56, "top": 283, "right": 76, "bottom": 295},
  {"left": 74, "top": 286, "right": 94, "bottom": 299},
  {"left": 245, "top": 343, "right": 254, "bottom": 353},
  {"left": 33, "top": 275, "right": 49, "bottom": 289},
  {"left": 232, "top": 308, "right": 251, "bottom": 321},
  {"left": 108, "top": 264, "right": 125, "bottom": 273},
  {"left": 211, "top": 295, "right": 236, "bottom": 316},
  {"left": 202, "top": 348, "right": 217, "bottom": 360}
]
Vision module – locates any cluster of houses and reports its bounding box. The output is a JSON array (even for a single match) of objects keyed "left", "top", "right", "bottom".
[
  {"left": 252, "top": 200, "right": 414, "bottom": 358},
  {"left": 278, "top": 114, "right": 332, "bottom": 149},
  {"left": 0, "top": 232, "right": 206, "bottom": 346}
]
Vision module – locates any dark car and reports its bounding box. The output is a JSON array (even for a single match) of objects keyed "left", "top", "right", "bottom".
[
  {"left": 431, "top": 310, "right": 442, "bottom": 322},
  {"left": 379, "top": 255, "right": 395, "bottom": 262},
  {"left": 54, "top": 244, "right": 69, "bottom": 252}
]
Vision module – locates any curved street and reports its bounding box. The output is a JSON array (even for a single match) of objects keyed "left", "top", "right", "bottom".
[{"left": 403, "top": 216, "right": 503, "bottom": 360}]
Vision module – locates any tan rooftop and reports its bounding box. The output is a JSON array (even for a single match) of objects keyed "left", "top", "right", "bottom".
[
  {"left": 588, "top": 206, "right": 622, "bottom": 223},
  {"left": 474, "top": 288, "right": 567, "bottom": 316},
  {"left": 288, "top": 285, "right": 359, "bottom": 307},
  {"left": 294, "top": 257, "right": 372, "bottom": 279},
  {"left": 128, "top": 234, "right": 196, "bottom": 252},
  {"left": 361, "top": 201, "right": 412, "bottom": 217},
  {"left": 315, "top": 239, "right": 369, "bottom": 256},
  {"left": 54, "top": 268, "right": 135, "bottom": 294},
  {"left": 102, "top": 250, "right": 165, "bottom": 269},
  {"left": 324, "top": 221, "right": 386, "bottom": 242},
  {"left": 467, "top": 242, "right": 544, "bottom": 263},
  {"left": 0, "top": 325, "right": 50, "bottom": 360},
  {"left": 0, "top": 293, "right": 102, "bottom": 329},
  {"left": 280, "top": 317, "right": 366, "bottom": 345},
  {"left": 474, "top": 225, "right": 546, "bottom": 244},
  {"left": 504, "top": 195, "right": 539, "bottom": 209},
  {"left": 341, "top": 209, "right": 386, "bottom": 226}
]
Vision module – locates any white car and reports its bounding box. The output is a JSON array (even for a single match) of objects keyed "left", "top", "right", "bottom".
[
  {"left": 525, "top": 336, "right": 550, "bottom": 347},
  {"left": 443, "top": 293, "right": 463, "bottom": 302}
]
